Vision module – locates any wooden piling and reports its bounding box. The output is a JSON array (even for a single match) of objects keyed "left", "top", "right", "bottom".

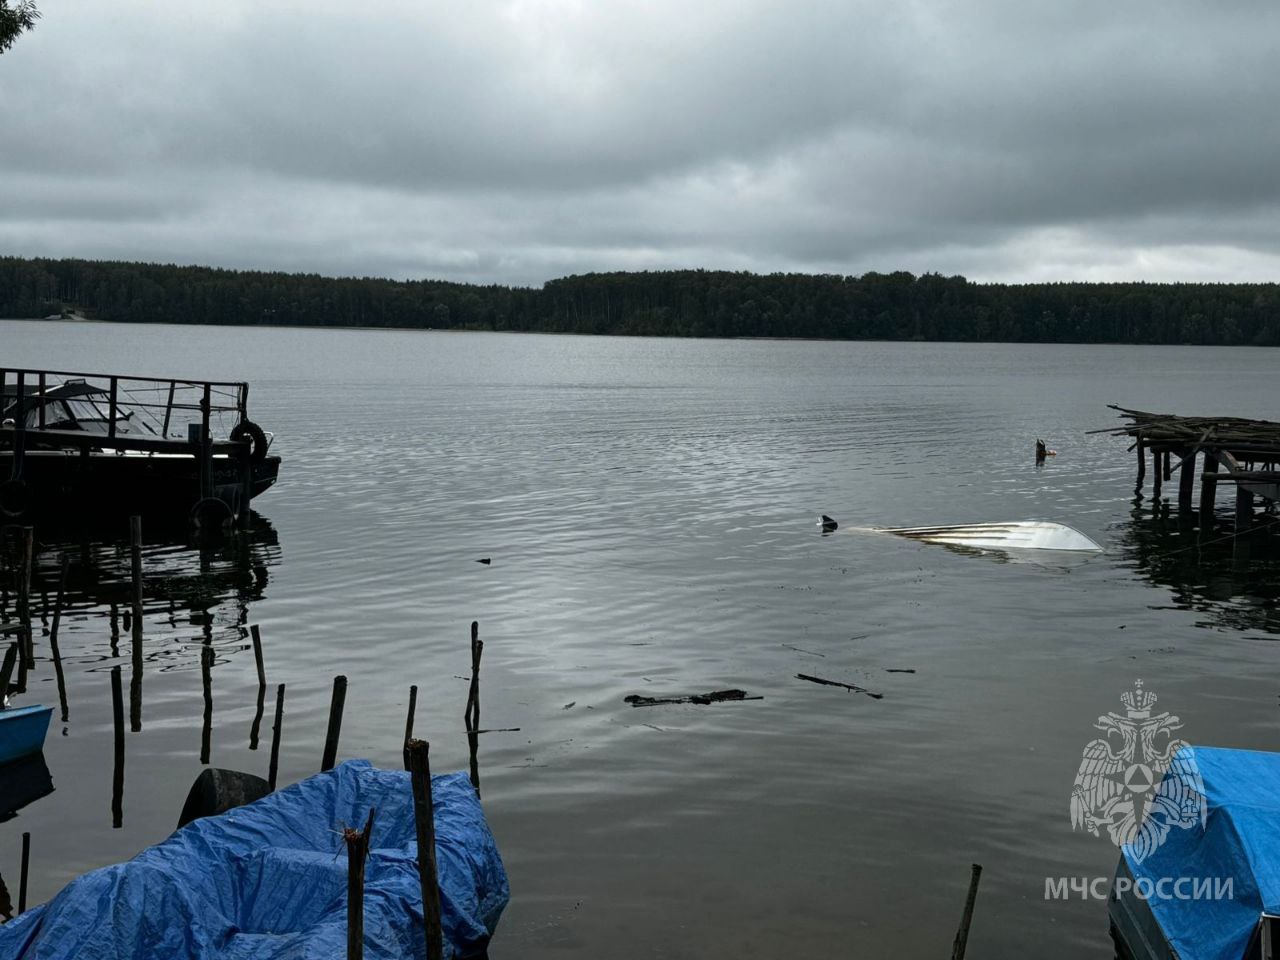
[
  {"left": 250, "top": 624, "right": 266, "bottom": 687},
  {"left": 464, "top": 622, "right": 483, "bottom": 732},
  {"left": 406, "top": 739, "right": 444, "bottom": 960},
  {"left": 18, "top": 527, "right": 32, "bottom": 669},
  {"left": 1136, "top": 435, "right": 1146, "bottom": 488},
  {"left": 129, "top": 516, "right": 144, "bottom": 626},
  {"left": 1235, "top": 486, "right": 1254, "bottom": 547},
  {"left": 345, "top": 808, "right": 376, "bottom": 960},
  {"left": 467, "top": 728, "right": 481, "bottom": 797},
  {"left": 200, "top": 644, "right": 213, "bottom": 765},
  {"left": 268, "top": 683, "right": 285, "bottom": 791},
  {"left": 1200, "top": 452, "right": 1219, "bottom": 532},
  {"left": 1152, "top": 449, "right": 1162, "bottom": 498},
  {"left": 111, "top": 665, "right": 124, "bottom": 828},
  {"left": 1177, "top": 448, "right": 1196, "bottom": 512},
  {"left": 321, "top": 675, "right": 348, "bottom": 772},
  {"left": 1162, "top": 450, "right": 1172, "bottom": 481},
  {"left": 18, "top": 832, "right": 29, "bottom": 915},
  {"left": 49, "top": 556, "right": 69, "bottom": 722},
  {"left": 402, "top": 685, "right": 418, "bottom": 768},
  {"left": 950, "top": 863, "right": 983, "bottom": 960}
]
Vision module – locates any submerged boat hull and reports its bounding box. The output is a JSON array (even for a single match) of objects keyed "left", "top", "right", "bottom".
[
  {"left": 881, "top": 521, "right": 1103, "bottom": 552},
  {"left": 0, "top": 705, "right": 53, "bottom": 767}
]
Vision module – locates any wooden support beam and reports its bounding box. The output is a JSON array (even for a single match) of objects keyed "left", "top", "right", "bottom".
[
  {"left": 1178, "top": 448, "right": 1196, "bottom": 511},
  {"left": 1199, "top": 454, "right": 1219, "bottom": 532}
]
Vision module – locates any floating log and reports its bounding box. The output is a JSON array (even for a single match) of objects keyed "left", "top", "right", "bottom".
[
  {"left": 795, "top": 673, "right": 884, "bottom": 700},
  {"left": 624, "top": 689, "right": 760, "bottom": 707}
]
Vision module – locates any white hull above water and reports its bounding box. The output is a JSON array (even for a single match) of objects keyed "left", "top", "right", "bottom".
[{"left": 879, "top": 521, "right": 1102, "bottom": 552}]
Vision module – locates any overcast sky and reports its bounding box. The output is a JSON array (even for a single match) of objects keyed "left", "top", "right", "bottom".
[{"left": 2, "top": 0, "right": 1278, "bottom": 286}]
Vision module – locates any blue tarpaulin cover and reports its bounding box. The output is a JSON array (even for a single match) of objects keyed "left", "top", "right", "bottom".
[
  {"left": 0, "top": 760, "right": 508, "bottom": 959},
  {"left": 1125, "top": 746, "right": 1280, "bottom": 960}
]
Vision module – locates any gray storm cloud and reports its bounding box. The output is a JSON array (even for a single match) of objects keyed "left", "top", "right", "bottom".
[{"left": 1, "top": 0, "right": 1277, "bottom": 284}]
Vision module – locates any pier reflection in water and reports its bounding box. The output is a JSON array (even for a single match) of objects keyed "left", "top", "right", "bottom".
[
  {"left": 0, "top": 514, "right": 281, "bottom": 834},
  {"left": 1117, "top": 499, "right": 1280, "bottom": 637}
]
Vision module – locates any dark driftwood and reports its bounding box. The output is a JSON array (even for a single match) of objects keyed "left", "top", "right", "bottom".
[
  {"left": 624, "top": 689, "right": 760, "bottom": 707},
  {"left": 795, "top": 673, "right": 884, "bottom": 699},
  {"left": 406, "top": 739, "right": 444, "bottom": 960}
]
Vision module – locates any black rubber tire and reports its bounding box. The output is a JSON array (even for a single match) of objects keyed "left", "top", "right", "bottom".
[
  {"left": 230, "top": 419, "right": 268, "bottom": 463},
  {"left": 0, "top": 479, "right": 28, "bottom": 519}
]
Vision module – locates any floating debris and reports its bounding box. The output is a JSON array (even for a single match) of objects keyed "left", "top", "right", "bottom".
[
  {"left": 795, "top": 673, "right": 884, "bottom": 699},
  {"left": 782, "top": 643, "right": 826, "bottom": 658},
  {"left": 885, "top": 668, "right": 916, "bottom": 674},
  {"left": 476, "top": 558, "right": 491, "bottom": 565},
  {"left": 624, "top": 689, "right": 760, "bottom": 707}
]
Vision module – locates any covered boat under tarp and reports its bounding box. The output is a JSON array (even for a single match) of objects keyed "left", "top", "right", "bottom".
[
  {"left": 0, "top": 759, "right": 508, "bottom": 959},
  {"left": 1110, "top": 747, "right": 1280, "bottom": 960}
]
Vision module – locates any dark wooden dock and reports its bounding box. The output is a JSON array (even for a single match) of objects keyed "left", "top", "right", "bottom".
[
  {"left": 1095, "top": 405, "right": 1280, "bottom": 552},
  {"left": 1, "top": 366, "right": 266, "bottom": 523}
]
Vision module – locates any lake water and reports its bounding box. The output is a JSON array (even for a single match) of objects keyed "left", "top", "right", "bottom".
[{"left": 1, "top": 320, "right": 1278, "bottom": 956}]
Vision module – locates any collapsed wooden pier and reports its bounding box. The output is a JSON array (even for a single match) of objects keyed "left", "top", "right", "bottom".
[{"left": 1095, "top": 406, "right": 1280, "bottom": 551}]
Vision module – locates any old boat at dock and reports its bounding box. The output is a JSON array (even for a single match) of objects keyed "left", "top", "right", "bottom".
[{"left": 0, "top": 366, "right": 280, "bottom": 522}]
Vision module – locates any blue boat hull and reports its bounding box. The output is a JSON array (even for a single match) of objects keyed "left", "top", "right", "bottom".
[{"left": 0, "top": 705, "right": 53, "bottom": 767}]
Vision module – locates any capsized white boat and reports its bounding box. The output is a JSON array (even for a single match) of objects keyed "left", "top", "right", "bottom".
[{"left": 880, "top": 520, "right": 1102, "bottom": 552}]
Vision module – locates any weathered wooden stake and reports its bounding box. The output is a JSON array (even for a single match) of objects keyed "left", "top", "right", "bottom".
[
  {"left": 47, "top": 557, "right": 70, "bottom": 722},
  {"left": 464, "top": 622, "right": 483, "bottom": 732},
  {"left": 268, "top": 683, "right": 285, "bottom": 791},
  {"left": 111, "top": 665, "right": 124, "bottom": 828},
  {"left": 1235, "top": 486, "right": 1254, "bottom": 559},
  {"left": 1152, "top": 449, "right": 1162, "bottom": 498},
  {"left": 321, "top": 675, "right": 348, "bottom": 772},
  {"left": 345, "top": 809, "right": 376, "bottom": 960},
  {"left": 406, "top": 739, "right": 444, "bottom": 960},
  {"left": 402, "top": 685, "right": 418, "bottom": 769},
  {"left": 18, "top": 527, "right": 33, "bottom": 670},
  {"left": 250, "top": 624, "right": 267, "bottom": 687},
  {"left": 467, "top": 727, "right": 481, "bottom": 797},
  {"left": 200, "top": 644, "right": 213, "bottom": 765},
  {"left": 129, "top": 515, "right": 143, "bottom": 621},
  {"left": 950, "top": 863, "right": 983, "bottom": 960},
  {"left": 18, "top": 832, "right": 29, "bottom": 915},
  {"left": 1162, "top": 450, "right": 1172, "bottom": 481},
  {"left": 1199, "top": 453, "right": 1219, "bottom": 533},
  {"left": 1135, "top": 436, "right": 1146, "bottom": 488}
]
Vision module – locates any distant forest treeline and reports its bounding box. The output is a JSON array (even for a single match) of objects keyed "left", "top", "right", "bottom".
[{"left": 2, "top": 255, "right": 1279, "bottom": 345}]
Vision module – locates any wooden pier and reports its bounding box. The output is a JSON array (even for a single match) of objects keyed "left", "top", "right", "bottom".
[
  {"left": 0, "top": 366, "right": 275, "bottom": 523},
  {"left": 1096, "top": 406, "right": 1280, "bottom": 552}
]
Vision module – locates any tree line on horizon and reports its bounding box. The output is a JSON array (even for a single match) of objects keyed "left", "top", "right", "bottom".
[{"left": 1, "top": 255, "right": 1278, "bottom": 346}]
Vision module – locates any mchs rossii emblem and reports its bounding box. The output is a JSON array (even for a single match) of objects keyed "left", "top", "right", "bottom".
[{"left": 1070, "top": 680, "right": 1206, "bottom": 862}]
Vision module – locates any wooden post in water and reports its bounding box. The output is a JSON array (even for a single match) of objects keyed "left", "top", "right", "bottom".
[
  {"left": 250, "top": 624, "right": 267, "bottom": 688},
  {"left": 238, "top": 444, "right": 253, "bottom": 529},
  {"left": 1200, "top": 454, "right": 1219, "bottom": 532},
  {"left": 1151, "top": 449, "right": 1162, "bottom": 498},
  {"left": 18, "top": 527, "right": 33, "bottom": 669},
  {"left": 464, "top": 621, "right": 483, "bottom": 732},
  {"left": 268, "top": 683, "right": 285, "bottom": 791},
  {"left": 1177, "top": 448, "right": 1196, "bottom": 512},
  {"left": 200, "top": 644, "right": 213, "bottom": 765},
  {"left": 199, "top": 384, "right": 213, "bottom": 504},
  {"left": 950, "top": 863, "right": 983, "bottom": 960},
  {"left": 1136, "top": 435, "right": 1146, "bottom": 489},
  {"left": 321, "top": 675, "right": 348, "bottom": 772},
  {"left": 402, "top": 685, "right": 418, "bottom": 770},
  {"left": 345, "top": 809, "right": 375, "bottom": 960},
  {"left": 129, "top": 516, "right": 144, "bottom": 625},
  {"left": 1235, "top": 485, "right": 1254, "bottom": 559},
  {"left": 18, "top": 832, "right": 29, "bottom": 915},
  {"left": 406, "top": 739, "right": 444, "bottom": 960},
  {"left": 1162, "top": 450, "right": 1172, "bottom": 482},
  {"left": 49, "top": 555, "right": 69, "bottom": 722},
  {"left": 111, "top": 665, "right": 124, "bottom": 828}
]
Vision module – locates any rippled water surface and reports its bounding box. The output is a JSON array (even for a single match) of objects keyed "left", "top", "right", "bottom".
[{"left": 2, "top": 321, "right": 1278, "bottom": 956}]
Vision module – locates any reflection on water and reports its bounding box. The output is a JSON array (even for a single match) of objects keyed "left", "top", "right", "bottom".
[{"left": 1117, "top": 501, "right": 1280, "bottom": 636}]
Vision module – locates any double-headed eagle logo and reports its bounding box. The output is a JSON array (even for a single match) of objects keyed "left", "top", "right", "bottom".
[{"left": 1070, "top": 680, "right": 1206, "bottom": 862}]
